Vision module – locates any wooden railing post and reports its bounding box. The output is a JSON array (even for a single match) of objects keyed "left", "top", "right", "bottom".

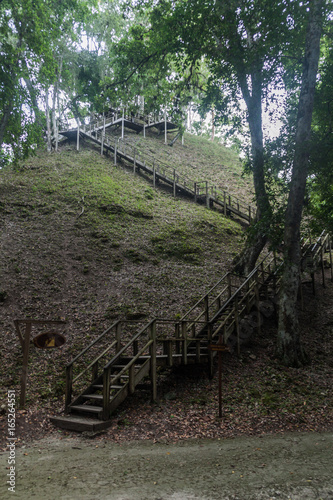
[
  {"left": 206, "top": 181, "right": 210, "bottom": 209},
  {"left": 149, "top": 320, "right": 157, "bottom": 402},
  {"left": 65, "top": 364, "right": 73, "bottom": 413},
  {"left": 116, "top": 322, "right": 121, "bottom": 352},
  {"left": 133, "top": 339, "right": 138, "bottom": 356},
  {"left": 227, "top": 274, "right": 232, "bottom": 298},
  {"left": 91, "top": 360, "right": 98, "bottom": 383},
  {"left": 204, "top": 294, "right": 209, "bottom": 322},
  {"left": 196, "top": 339, "right": 201, "bottom": 363},
  {"left": 100, "top": 131, "right": 104, "bottom": 156},
  {"left": 114, "top": 141, "right": 117, "bottom": 165},
  {"left": 76, "top": 123, "right": 80, "bottom": 151},
  {"left": 166, "top": 340, "right": 173, "bottom": 366},
  {"left": 181, "top": 321, "right": 188, "bottom": 365},
  {"left": 129, "top": 364, "right": 135, "bottom": 394},
  {"left": 246, "top": 280, "right": 250, "bottom": 313},
  {"left": 207, "top": 323, "right": 214, "bottom": 379},
  {"left": 234, "top": 296, "right": 240, "bottom": 356},
  {"left": 103, "top": 367, "right": 111, "bottom": 420},
  {"left": 164, "top": 110, "right": 167, "bottom": 144},
  {"left": 175, "top": 322, "right": 181, "bottom": 354}
]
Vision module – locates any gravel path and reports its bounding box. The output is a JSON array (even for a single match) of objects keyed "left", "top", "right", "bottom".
[{"left": 1, "top": 432, "right": 332, "bottom": 499}]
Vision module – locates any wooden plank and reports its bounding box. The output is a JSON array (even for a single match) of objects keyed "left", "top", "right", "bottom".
[{"left": 50, "top": 415, "right": 113, "bottom": 432}]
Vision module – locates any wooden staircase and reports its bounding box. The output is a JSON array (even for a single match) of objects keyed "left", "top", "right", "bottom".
[
  {"left": 51, "top": 232, "right": 332, "bottom": 431},
  {"left": 50, "top": 248, "right": 285, "bottom": 432},
  {"left": 50, "top": 319, "right": 211, "bottom": 431},
  {"left": 51, "top": 116, "right": 333, "bottom": 435},
  {"left": 59, "top": 111, "right": 257, "bottom": 224}
]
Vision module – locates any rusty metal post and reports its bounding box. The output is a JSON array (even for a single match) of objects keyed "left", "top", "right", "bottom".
[
  {"left": 65, "top": 364, "right": 73, "bottom": 413},
  {"left": 149, "top": 320, "right": 157, "bottom": 402},
  {"left": 218, "top": 334, "right": 223, "bottom": 419},
  {"left": 20, "top": 321, "right": 32, "bottom": 408}
]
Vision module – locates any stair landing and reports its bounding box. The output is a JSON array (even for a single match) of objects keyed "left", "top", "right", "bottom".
[{"left": 50, "top": 415, "right": 112, "bottom": 432}]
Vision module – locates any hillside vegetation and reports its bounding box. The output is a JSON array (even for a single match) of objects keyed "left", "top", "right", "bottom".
[{"left": 0, "top": 132, "right": 245, "bottom": 408}]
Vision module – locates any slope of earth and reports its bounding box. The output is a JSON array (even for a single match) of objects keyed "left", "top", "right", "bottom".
[{"left": 0, "top": 137, "right": 244, "bottom": 435}]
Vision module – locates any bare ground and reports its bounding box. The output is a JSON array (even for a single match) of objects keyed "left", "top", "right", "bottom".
[{"left": 1, "top": 432, "right": 332, "bottom": 499}]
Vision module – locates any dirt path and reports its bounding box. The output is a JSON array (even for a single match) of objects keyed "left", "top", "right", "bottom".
[{"left": 1, "top": 431, "right": 332, "bottom": 499}]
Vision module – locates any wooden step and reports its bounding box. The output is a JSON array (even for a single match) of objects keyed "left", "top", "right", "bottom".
[
  {"left": 70, "top": 404, "right": 103, "bottom": 416},
  {"left": 92, "top": 384, "right": 125, "bottom": 390},
  {"left": 81, "top": 394, "right": 103, "bottom": 401},
  {"left": 50, "top": 415, "right": 112, "bottom": 432}
]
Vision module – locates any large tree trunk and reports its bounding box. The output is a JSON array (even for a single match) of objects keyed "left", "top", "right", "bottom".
[
  {"left": 277, "top": 0, "right": 325, "bottom": 366},
  {"left": 233, "top": 232, "right": 267, "bottom": 276},
  {"left": 0, "top": 105, "right": 12, "bottom": 151},
  {"left": 22, "top": 57, "right": 44, "bottom": 133},
  {"left": 234, "top": 62, "right": 271, "bottom": 275},
  {"left": 45, "top": 88, "right": 52, "bottom": 153}
]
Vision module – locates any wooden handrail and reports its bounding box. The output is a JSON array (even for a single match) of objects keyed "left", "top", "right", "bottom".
[
  {"left": 103, "top": 319, "right": 156, "bottom": 370},
  {"left": 72, "top": 339, "right": 118, "bottom": 384},
  {"left": 67, "top": 320, "right": 120, "bottom": 368},
  {"left": 108, "top": 339, "right": 154, "bottom": 386}
]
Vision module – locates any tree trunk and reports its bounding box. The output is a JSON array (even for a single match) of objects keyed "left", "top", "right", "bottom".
[
  {"left": 211, "top": 108, "right": 215, "bottom": 141},
  {"left": 234, "top": 62, "right": 271, "bottom": 274},
  {"left": 277, "top": 0, "right": 325, "bottom": 366},
  {"left": 45, "top": 88, "right": 52, "bottom": 153},
  {"left": 22, "top": 60, "right": 44, "bottom": 132},
  {"left": 233, "top": 232, "right": 267, "bottom": 276},
  {"left": 52, "top": 84, "right": 58, "bottom": 143},
  {"left": 0, "top": 105, "right": 12, "bottom": 151}
]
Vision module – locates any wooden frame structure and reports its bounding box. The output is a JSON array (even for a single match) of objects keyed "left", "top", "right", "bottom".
[{"left": 14, "top": 319, "right": 66, "bottom": 408}]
